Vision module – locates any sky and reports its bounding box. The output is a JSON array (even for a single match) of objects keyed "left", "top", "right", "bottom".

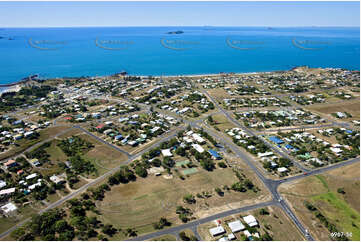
[{"left": 0, "top": 1, "right": 359, "bottom": 27}]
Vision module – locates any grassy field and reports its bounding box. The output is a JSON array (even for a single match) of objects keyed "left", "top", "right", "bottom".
[
  {"left": 148, "top": 234, "right": 177, "bottom": 241},
  {"left": 279, "top": 162, "right": 360, "bottom": 241},
  {"left": 307, "top": 99, "right": 360, "bottom": 120},
  {"left": 209, "top": 113, "right": 236, "bottom": 132},
  {"left": 95, "top": 165, "right": 267, "bottom": 239},
  {"left": 0, "top": 126, "right": 73, "bottom": 161},
  {"left": 197, "top": 205, "right": 304, "bottom": 241},
  {"left": 0, "top": 205, "right": 38, "bottom": 236},
  {"left": 79, "top": 134, "right": 129, "bottom": 172}
]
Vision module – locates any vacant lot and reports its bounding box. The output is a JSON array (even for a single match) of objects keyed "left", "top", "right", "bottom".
[
  {"left": 96, "top": 165, "right": 268, "bottom": 240},
  {"left": 79, "top": 133, "right": 129, "bottom": 175},
  {"left": 148, "top": 234, "right": 177, "bottom": 241},
  {"left": 307, "top": 99, "right": 360, "bottom": 120},
  {"left": 209, "top": 113, "right": 236, "bottom": 132},
  {"left": 279, "top": 162, "right": 360, "bottom": 241},
  {"left": 198, "top": 205, "right": 304, "bottom": 241}
]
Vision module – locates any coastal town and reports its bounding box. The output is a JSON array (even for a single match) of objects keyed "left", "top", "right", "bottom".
[{"left": 0, "top": 66, "right": 359, "bottom": 241}]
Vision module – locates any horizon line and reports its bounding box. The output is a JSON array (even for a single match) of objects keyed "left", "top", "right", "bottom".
[{"left": 0, "top": 25, "right": 360, "bottom": 28}]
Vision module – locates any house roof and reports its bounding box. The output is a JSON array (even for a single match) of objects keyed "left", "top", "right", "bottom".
[
  {"left": 227, "top": 220, "right": 245, "bottom": 233},
  {"left": 209, "top": 149, "right": 221, "bottom": 158},
  {"left": 209, "top": 226, "right": 225, "bottom": 236},
  {"left": 243, "top": 215, "right": 258, "bottom": 227}
]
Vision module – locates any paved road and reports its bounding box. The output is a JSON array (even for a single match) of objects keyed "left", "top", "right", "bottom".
[{"left": 253, "top": 123, "right": 335, "bottom": 134}]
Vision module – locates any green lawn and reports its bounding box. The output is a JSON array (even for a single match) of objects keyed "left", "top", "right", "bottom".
[{"left": 312, "top": 175, "right": 360, "bottom": 241}]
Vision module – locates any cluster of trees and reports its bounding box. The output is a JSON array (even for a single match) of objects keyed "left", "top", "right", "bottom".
[
  {"left": 189, "top": 148, "right": 215, "bottom": 171},
  {"left": 1, "top": 85, "right": 56, "bottom": 112},
  {"left": 179, "top": 231, "right": 198, "bottom": 241},
  {"left": 25, "top": 141, "right": 51, "bottom": 164},
  {"left": 108, "top": 166, "right": 136, "bottom": 185},
  {"left": 69, "top": 155, "right": 96, "bottom": 175},
  {"left": 87, "top": 184, "right": 110, "bottom": 201},
  {"left": 235, "top": 136, "right": 269, "bottom": 155},
  {"left": 176, "top": 206, "right": 193, "bottom": 223},
  {"left": 183, "top": 194, "right": 196, "bottom": 204},
  {"left": 58, "top": 136, "right": 94, "bottom": 157},
  {"left": 11, "top": 209, "right": 73, "bottom": 240},
  {"left": 152, "top": 217, "right": 171, "bottom": 230},
  {"left": 10, "top": 189, "right": 122, "bottom": 240},
  {"left": 304, "top": 201, "right": 348, "bottom": 240},
  {"left": 231, "top": 170, "right": 256, "bottom": 193}
]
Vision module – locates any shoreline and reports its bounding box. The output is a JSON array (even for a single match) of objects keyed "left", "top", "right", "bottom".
[{"left": 0, "top": 66, "right": 358, "bottom": 89}]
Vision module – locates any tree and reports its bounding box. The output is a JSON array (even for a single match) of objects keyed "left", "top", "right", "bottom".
[
  {"left": 58, "top": 230, "right": 75, "bottom": 241},
  {"left": 153, "top": 217, "right": 171, "bottom": 229},
  {"left": 176, "top": 147, "right": 186, "bottom": 156},
  {"left": 259, "top": 208, "right": 270, "bottom": 215},
  {"left": 215, "top": 187, "right": 224, "bottom": 196},
  {"left": 135, "top": 165, "right": 148, "bottom": 178},
  {"left": 337, "top": 188, "right": 346, "bottom": 194},
  {"left": 183, "top": 194, "right": 196, "bottom": 204},
  {"left": 102, "top": 224, "right": 117, "bottom": 237},
  {"left": 200, "top": 159, "right": 215, "bottom": 171},
  {"left": 124, "top": 228, "right": 137, "bottom": 237},
  {"left": 218, "top": 162, "right": 227, "bottom": 168},
  {"left": 55, "top": 220, "right": 69, "bottom": 232},
  {"left": 179, "top": 231, "right": 190, "bottom": 241}
]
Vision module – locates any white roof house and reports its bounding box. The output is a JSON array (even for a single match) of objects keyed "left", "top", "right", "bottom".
[
  {"left": 242, "top": 215, "right": 258, "bottom": 227},
  {"left": 257, "top": 152, "right": 273, "bottom": 158},
  {"left": 161, "top": 149, "right": 173, "bottom": 157},
  {"left": 227, "top": 233, "right": 236, "bottom": 240},
  {"left": 0, "top": 187, "right": 15, "bottom": 196},
  {"left": 28, "top": 182, "right": 42, "bottom": 190},
  {"left": 243, "top": 230, "right": 252, "bottom": 238},
  {"left": 50, "top": 175, "right": 65, "bottom": 184},
  {"left": 192, "top": 144, "right": 204, "bottom": 153},
  {"left": 26, "top": 173, "right": 38, "bottom": 180},
  {"left": 0, "top": 180, "right": 6, "bottom": 189},
  {"left": 1, "top": 202, "right": 17, "bottom": 214},
  {"left": 330, "top": 147, "right": 343, "bottom": 154},
  {"left": 209, "top": 226, "right": 226, "bottom": 237},
  {"left": 192, "top": 133, "right": 205, "bottom": 143},
  {"left": 277, "top": 167, "right": 288, "bottom": 173},
  {"left": 227, "top": 220, "right": 245, "bottom": 233}
]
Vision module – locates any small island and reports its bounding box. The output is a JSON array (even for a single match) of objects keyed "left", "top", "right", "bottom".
[{"left": 166, "top": 30, "right": 184, "bottom": 34}]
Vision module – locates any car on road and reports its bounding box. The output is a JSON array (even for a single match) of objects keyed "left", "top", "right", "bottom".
[{"left": 303, "top": 172, "right": 308, "bottom": 175}]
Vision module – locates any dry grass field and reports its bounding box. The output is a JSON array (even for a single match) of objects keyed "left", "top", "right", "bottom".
[
  {"left": 147, "top": 234, "right": 177, "bottom": 241},
  {"left": 95, "top": 164, "right": 268, "bottom": 240},
  {"left": 77, "top": 133, "right": 129, "bottom": 176},
  {"left": 209, "top": 113, "right": 236, "bottom": 132},
  {"left": 279, "top": 162, "right": 360, "bottom": 241},
  {"left": 307, "top": 99, "right": 360, "bottom": 120}
]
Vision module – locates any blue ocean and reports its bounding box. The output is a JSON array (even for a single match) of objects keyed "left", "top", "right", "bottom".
[{"left": 0, "top": 26, "right": 359, "bottom": 84}]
